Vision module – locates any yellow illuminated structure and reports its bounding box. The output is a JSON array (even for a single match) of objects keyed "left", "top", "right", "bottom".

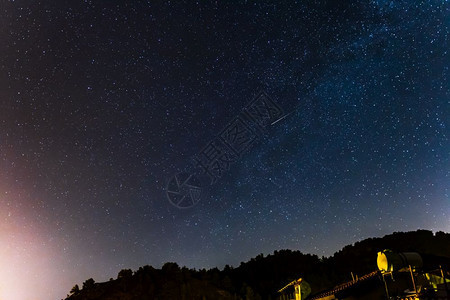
[
  {"left": 377, "top": 250, "right": 450, "bottom": 299},
  {"left": 279, "top": 250, "right": 450, "bottom": 300},
  {"left": 278, "top": 278, "right": 311, "bottom": 300}
]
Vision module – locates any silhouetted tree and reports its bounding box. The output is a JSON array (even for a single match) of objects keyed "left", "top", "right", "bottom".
[
  {"left": 70, "top": 284, "right": 80, "bottom": 295},
  {"left": 117, "top": 268, "right": 133, "bottom": 279},
  {"left": 162, "top": 262, "right": 180, "bottom": 273},
  {"left": 82, "top": 278, "right": 95, "bottom": 290}
]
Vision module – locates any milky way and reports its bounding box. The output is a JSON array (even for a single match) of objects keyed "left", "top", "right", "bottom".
[{"left": 0, "top": 1, "right": 449, "bottom": 299}]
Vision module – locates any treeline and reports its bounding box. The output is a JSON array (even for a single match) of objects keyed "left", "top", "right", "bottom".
[{"left": 65, "top": 230, "right": 450, "bottom": 300}]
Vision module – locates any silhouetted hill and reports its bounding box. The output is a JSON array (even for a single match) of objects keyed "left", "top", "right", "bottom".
[{"left": 64, "top": 230, "right": 450, "bottom": 300}]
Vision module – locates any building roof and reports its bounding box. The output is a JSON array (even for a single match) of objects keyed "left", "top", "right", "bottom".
[
  {"left": 278, "top": 278, "right": 304, "bottom": 293},
  {"left": 308, "top": 270, "right": 381, "bottom": 300}
]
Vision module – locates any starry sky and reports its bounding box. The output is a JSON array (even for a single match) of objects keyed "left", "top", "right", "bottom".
[{"left": 1, "top": 0, "right": 449, "bottom": 299}]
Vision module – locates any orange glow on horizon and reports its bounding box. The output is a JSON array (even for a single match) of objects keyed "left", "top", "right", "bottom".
[{"left": 0, "top": 187, "right": 65, "bottom": 300}]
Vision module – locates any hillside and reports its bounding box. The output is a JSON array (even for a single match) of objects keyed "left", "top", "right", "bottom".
[{"left": 64, "top": 230, "right": 450, "bottom": 300}]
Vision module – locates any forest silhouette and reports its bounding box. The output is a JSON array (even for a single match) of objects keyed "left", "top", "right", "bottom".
[{"left": 65, "top": 230, "right": 450, "bottom": 300}]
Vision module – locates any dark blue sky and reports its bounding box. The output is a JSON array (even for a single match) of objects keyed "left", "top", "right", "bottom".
[{"left": 0, "top": 1, "right": 448, "bottom": 299}]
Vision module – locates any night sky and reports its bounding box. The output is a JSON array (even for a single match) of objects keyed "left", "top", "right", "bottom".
[{"left": 1, "top": 1, "right": 449, "bottom": 299}]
